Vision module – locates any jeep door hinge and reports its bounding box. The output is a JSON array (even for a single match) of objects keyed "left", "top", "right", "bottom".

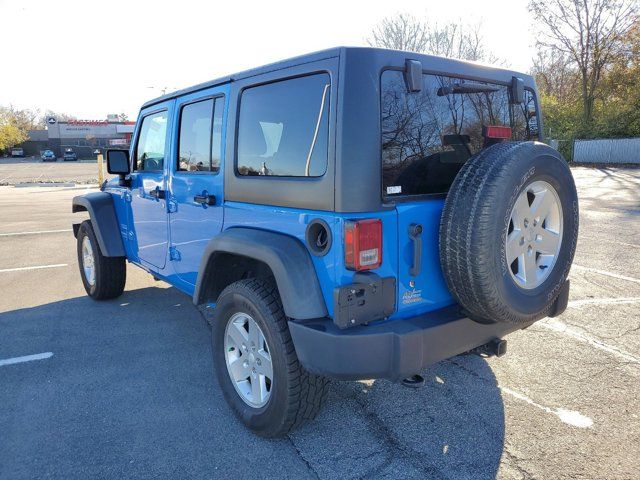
[
  {"left": 167, "top": 198, "right": 178, "bottom": 213},
  {"left": 169, "top": 246, "right": 181, "bottom": 261}
]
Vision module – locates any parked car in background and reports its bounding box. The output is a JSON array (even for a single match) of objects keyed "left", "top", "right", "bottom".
[
  {"left": 41, "top": 150, "right": 56, "bottom": 162},
  {"left": 63, "top": 148, "right": 78, "bottom": 161},
  {"left": 11, "top": 147, "right": 25, "bottom": 157}
]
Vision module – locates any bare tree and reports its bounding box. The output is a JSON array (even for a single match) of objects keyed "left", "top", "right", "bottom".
[
  {"left": 37, "top": 110, "right": 77, "bottom": 128},
  {"left": 6, "top": 106, "right": 40, "bottom": 131},
  {"left": 529, "top": 0, "right": 638, "bottom": 124},
  {"left": 368, "top": 14, "right": 431, "bottom": 53},
  {"left": 531, "top": 49, "right": 580, "bottom": 100},
  {"left": 367, "top": 13, "right": 501, "bottom": 63}
]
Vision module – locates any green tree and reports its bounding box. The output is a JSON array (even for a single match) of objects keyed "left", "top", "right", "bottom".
[
  {"left": 529, "top": 0, "right": 638, "bottom": 126},
  {"left": 0, "top": 106, "right": 29, "bottom": 151}
]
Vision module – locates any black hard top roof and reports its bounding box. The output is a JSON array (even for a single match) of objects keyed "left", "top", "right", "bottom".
[{"left": 141, "top": 46, "right": 534, "bottom": 110}]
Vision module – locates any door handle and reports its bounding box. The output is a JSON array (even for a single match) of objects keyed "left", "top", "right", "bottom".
[
  {"left": 148, "top": 188, "right": 165, "bottom": 200},
  {"left": 194, "top": 194, "right": 216, "bottom": 206},
  {"left": 408, "top": 223, "right": 423, "bottom": 277}
]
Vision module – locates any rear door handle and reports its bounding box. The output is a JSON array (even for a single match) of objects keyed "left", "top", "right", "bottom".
[
  {"left": 408, "top": 223, "right": 423, "bottom": 277},
  {"left": 194, "top": 194, "right": 216, "bottom": 206},
  {"left": 148, "top": 188, "right": 165, "bottom": 200}
]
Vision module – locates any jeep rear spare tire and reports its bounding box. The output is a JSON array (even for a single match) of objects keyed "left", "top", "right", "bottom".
[{"left": 439, "top": 142, "right": 579, "bottom": 324}]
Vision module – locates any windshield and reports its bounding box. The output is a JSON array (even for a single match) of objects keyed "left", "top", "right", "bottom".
[{"left": 381, "top": 70, "right": 539, "bottom": 197}]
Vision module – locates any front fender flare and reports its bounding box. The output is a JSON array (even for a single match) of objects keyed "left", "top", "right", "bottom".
[
  {"left": 194, "top": 228, "right": 328, "bottom": 320},
  {"left": 72, "top": 192, "right": 125, "bottom": 257}
]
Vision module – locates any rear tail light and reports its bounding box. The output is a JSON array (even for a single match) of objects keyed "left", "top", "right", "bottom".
[
  {"left": 483, "top": 125, "right": 512, "bottom": 139},
  {"left": 344, "top": 219, "right": 382, "bottom": 271}
]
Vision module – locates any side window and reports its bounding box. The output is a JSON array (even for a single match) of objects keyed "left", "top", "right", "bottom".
[
  {"left": 237, "top": 73, "right": 330, "bottom": 177},
  {"left": 135, "top": 111, "right": 168, "bottom": 171},
  {"left": 178, "top": 99, "right": 214, "bottom": 172}
]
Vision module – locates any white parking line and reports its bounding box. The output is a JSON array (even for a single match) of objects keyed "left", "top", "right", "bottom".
[
  {"left": 539, "top": 318, "right": 640, "bottom": 365},
  {"left": 0, "top": 229, "right": 71, "bottom": 237},
  {"left": 616, "top": 242, "right": 640, "bottom": 249},
  {"left": 500, "top": 386, "right": 593, "bottom": 428},
  {"left": 568, "top": 297, "right": 640, "bottom": 309},
  {"left": 0, "top": 352, "right": 53, "bottom": 367},
  {"left": 0, "top": 163, "right": 35, "bottom": 183},
  {"left": 0, "top": 263, "right": 68, "bottom": 273},
  {"left": 572, "top": 264, "right": 640, "bottom": 284}
]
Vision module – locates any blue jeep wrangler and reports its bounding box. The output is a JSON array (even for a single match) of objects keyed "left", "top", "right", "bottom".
[{"left": 72, "top": 47, "right": 578, "bottom": 437}]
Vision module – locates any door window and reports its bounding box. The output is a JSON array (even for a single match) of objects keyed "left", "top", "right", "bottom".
[
  {"left": 135, "top": 111, "right": 168, "bottom": 171},
  {"left": 177, "top": 96, "right": 225, "bottom": 173},
  {"left": 211, "top": 97, "right": 224, "bottom": 173},
  {"left": 178, "top": 99, "right": 214, "bottom": 172}
]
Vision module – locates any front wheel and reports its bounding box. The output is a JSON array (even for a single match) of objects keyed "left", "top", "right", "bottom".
[
  {"left": 212, "top": 278, "right": 329, "bottom": 437},
  {"left": 76, "top": 220, "right": 126, "bottom": 300}
]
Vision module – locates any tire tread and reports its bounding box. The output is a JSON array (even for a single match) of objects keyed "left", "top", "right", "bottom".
[{"left": 216, "top": 278, "right": 329, "bottom": 437}]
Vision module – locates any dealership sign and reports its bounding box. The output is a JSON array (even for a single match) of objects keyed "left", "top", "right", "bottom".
[
  {"left": 67, "top": 120, "right": 109, "bottom": 126},
  {"left": 57, "top": 122, "right": 119, "bottom": 138},
  {"left": 47, "top": 116, "right": 57, "bottom": 125}
]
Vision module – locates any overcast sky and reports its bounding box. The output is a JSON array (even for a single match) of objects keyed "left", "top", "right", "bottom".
[{"left": 0, "top": 0, "right": 535, "bottom": 120}]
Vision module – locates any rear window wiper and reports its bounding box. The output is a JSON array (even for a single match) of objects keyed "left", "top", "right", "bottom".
[{"left": 437, "top": 83, "right": 500, "bottom": 96}]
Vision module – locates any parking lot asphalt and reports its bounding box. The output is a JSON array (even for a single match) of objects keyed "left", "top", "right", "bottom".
[
  {"left": 0, "top": 157, "right": 107, "bottom": 185},
  {"left": 0, "top": 166, "right": 639, "bottom": 480}
]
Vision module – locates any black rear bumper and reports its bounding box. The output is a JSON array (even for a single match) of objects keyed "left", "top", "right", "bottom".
[{"left": 288, "top": 305, "right": 530, "bottom": 382}]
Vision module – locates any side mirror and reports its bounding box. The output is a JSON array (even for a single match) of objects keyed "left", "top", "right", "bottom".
[
  {"left": 106, "top": 149, "right": 130, "bottom": 174},
  {"left": 106, "top": 149, "right": 131, "bottom": 187},
  {"left": 511, "top": 76, "right": 524, "bottom": 104}
]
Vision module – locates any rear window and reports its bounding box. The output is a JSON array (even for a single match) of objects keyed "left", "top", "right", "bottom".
[
  {"left": 381, "top": 70, "right": 539, "bottom": 197},
  {"left": 236, "top": 73, "right": 330, "bottom": 177}
]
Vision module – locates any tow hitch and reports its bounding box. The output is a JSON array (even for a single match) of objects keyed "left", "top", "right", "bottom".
[{"left": 470, "top": 338, "right": 507, "bottom": 358}]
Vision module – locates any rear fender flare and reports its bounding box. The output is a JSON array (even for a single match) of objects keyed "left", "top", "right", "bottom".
[{"left": 194, "top": 228, "right": 328, "bottom": 320}]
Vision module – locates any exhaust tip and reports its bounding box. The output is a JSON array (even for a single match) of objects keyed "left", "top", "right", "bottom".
[{"left": 401, "top": 374, "right": 425, "bottom": 388}]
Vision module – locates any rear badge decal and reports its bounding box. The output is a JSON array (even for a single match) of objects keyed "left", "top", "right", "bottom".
[{"left": 402, "top": 288, "right": 423, "bottom": 305}]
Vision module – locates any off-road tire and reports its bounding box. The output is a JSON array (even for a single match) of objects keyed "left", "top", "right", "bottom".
[
  {"left": 212, "top": 278, "right": 330, "bottom": 437},
  {"left": 440, "top": 142, "right": 579, "bottom": 324},
  {"left": 76, "top": 220, "right": 126, "bottom": 300}
]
